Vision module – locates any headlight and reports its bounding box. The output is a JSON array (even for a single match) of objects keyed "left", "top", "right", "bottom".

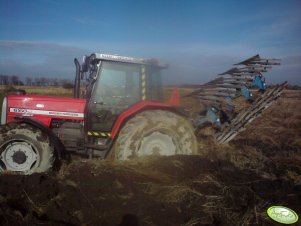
[{"left": 1, "top": 97, "right": 7, "bottom": 125}]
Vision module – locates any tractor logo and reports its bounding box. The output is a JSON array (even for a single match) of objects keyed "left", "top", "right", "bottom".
[
  {"left": 267, "top": 206, "right": 299, "bottom": 224},
  {"left": 11, "top": 108, "right": 28, "bottom": 113}
]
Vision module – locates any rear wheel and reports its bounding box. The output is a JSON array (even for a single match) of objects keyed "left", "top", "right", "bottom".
[
  {"left": 0, "top": 123, "right": 54, "bottom": 174},
  {"left": 112, "top": 110, "right": 198, "bottom": 160}
]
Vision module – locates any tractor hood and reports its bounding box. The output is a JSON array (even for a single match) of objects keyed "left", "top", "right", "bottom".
[{"left": 6, "top": 95, "right": 86, "bottom": 126}]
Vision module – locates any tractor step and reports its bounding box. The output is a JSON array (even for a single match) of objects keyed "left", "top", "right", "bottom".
[{"left": 214, "top": 82, "right": 287, "bottom": 144}]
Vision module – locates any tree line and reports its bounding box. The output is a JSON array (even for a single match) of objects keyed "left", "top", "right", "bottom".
[{"left": 0, "top": 74, "right": 73, "bottom": 87}]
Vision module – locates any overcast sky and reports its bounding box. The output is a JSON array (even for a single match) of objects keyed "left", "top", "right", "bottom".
[{"left": 0, "top": 0, "right": 300, "bottom": 85}]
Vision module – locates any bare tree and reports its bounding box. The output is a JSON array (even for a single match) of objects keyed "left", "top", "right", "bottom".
[
  {"left": 2, "top": 75, "right": 9, "bottom": 85},
  {"left": 0, "top": 75, "right": 4, "bottom": 85},
  {"left": 50, "top": 78, "right": 59, "bottom": 86},
  {"left": 34, "top": 77, "right": 41, "bottom": 86},
  {"left": 26, "top": 77, "right": 33, "bottom": 86},
  {"left": 11, "top": 75, "right": 20, "bottom": 85}
]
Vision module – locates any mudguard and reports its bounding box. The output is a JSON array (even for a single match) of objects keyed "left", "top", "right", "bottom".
[
  {"left": 13, "top": 116, "right": 67, "bottom": 161},
  {"left": 110, "top": 101, "right": 188, "bottom": 139}
]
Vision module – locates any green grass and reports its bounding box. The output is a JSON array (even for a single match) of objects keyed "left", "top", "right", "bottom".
[
  {"left": 14, "top": 86, "right": 72, "bottom": 97},
  {"left": 0, "top": 85, "right": 73, "bottom": 97}
]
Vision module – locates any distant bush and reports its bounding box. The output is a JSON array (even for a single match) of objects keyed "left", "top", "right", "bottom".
[{"left": 62, "top": 83, "right": 74, "bottom": 89}]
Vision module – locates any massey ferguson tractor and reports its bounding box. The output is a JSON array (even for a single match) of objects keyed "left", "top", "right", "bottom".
[
  {"left": 0, "top": 53, "right": 198, "bottom": 174},
  {"left": 0, "top": 53, "right": 285, "bottom": 175}
]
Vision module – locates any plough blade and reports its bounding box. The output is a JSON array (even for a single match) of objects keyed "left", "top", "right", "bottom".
[
  {"left": 196, "top": 95, "right": 230, "bottom": 103},
  {"left": 186, "top": 54, "right": 283, "bottom": 144},
  {"left": 234, "top": 54, "right": 281, "bottom": 66},
  {"left": 196, "top": 92, "right": 236, "bottom": 98},
  {"left": 215, "top": 82, "right": 287, "bottom": 144}
]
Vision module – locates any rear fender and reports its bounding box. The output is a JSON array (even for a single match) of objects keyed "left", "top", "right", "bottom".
[
  {"left": 13, "top": 116, "right": 67, "bottom": 161},
  {"left": 110, "top": 101, "right": 188, "bottom": 139}
]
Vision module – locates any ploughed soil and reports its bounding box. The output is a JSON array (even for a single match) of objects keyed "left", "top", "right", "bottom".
[{"left": 1, "top": 90, "right": 301, "bottom": 226}]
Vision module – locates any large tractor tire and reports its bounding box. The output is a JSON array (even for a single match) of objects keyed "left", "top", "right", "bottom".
[
  {"left": 0, "top": 123, "right": 54, "bottom": 174},
  {"left": 113, "top": 110, "right": 198, "bottom": 160}
]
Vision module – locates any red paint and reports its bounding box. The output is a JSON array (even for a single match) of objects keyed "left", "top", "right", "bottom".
[
  {"left": 169, "top": 87, "right": 181, "bottom": 106},
  {"left": 110, "top": 101, "right": 175, "bottom": 138},
  {"left": 6, "top": 95, "right": 177, "bottom": 140},
  {"left": 7, "top": 95, "right": 86, "bottom": 126}
]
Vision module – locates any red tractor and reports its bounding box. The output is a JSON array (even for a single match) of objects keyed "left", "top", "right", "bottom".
[{"left": 0, "top": 53, "right": 198, "bottom": 174}]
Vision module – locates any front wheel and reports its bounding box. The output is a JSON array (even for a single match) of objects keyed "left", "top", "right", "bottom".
[
  {"left": 0, "top": 123, "right": 54, "bottom": 174},
  {"left": 112, "top": 110, "right": 198, "bottom": 160}
]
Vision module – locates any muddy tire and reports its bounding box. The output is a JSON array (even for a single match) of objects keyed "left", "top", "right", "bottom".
[
  {"left": 112, "top": 110, "right": 198, "bottom": 160},
  {"left": 0, "top": 123, "right": 54, "bottom": 174}
]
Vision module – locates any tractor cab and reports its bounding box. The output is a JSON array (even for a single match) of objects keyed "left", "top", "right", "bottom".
[{"left": 74, "top": 53, "right": 167, "bottom": 134}]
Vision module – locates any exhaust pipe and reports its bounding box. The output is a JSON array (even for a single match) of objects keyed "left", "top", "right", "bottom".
[{"left": 74, "top": 58, "right": 81, "bottom": 98}]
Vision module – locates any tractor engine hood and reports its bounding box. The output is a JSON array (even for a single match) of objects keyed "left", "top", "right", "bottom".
[{"left": 6, "top": 95, "right": 86, "bottom": 126}]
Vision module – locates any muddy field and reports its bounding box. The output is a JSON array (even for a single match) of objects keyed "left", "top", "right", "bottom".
[{"left": 0, "top": 90, "right": 301, "bottom": 226}]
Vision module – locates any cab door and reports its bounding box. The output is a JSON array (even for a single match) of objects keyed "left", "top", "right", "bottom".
[{"left": 85, "top": 61, "right": 141, "bottom": 135}]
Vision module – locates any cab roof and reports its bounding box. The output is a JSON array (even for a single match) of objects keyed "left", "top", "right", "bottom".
[{"left": 90, "top": 53, "right": 167, "bottom": 68}]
